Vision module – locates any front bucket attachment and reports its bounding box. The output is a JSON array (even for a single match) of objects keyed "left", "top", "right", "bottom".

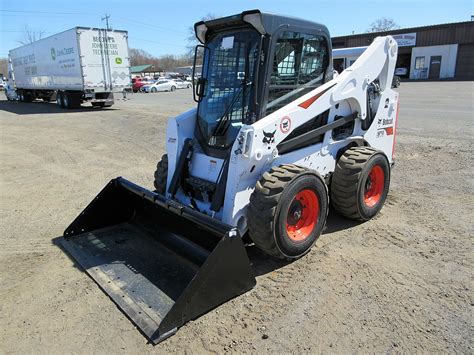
[{"left": 60, "top": 177, "right": 256, "bottom": 344}]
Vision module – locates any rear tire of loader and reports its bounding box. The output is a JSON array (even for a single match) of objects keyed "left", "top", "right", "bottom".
[
  {"left": 248, "top": 164, "right": 328, "bottom": 260},
  {"left": 153, "top": 154, "right": 168, "bottom": 194},
  {"left": 331, "top": 146, "right": 390, "bottom": 221}
]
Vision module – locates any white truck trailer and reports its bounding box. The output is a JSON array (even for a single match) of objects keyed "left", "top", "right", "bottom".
[{"left": 7, "top": 27, "right": 131, "bottom": 108}]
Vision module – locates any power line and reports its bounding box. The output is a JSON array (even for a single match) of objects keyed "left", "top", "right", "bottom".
[
  {"left": 0, "top": 10, "right": 188, "bottom": 36},
  {"left": 0, "top": 9, "right": 88, "bottom": 15},
  {"left": 0, "top": 30, "right": 53, "bottom": 33},
  {"left": 117, "top": 17, "right": 187, "bottom": 35},
  {"left": 129, "top": 37, "right": 188, "bottom": 48}
]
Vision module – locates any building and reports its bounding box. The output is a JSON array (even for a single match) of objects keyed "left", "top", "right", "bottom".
[
  {"left": 332, "top": 21, "right": 474, "bottom": 80},
  {"left": 130, "top": 64, "right": 163, "bottom": 78},
  {"left": 172, "top": 65, "right": 202, "bottom": 77}
]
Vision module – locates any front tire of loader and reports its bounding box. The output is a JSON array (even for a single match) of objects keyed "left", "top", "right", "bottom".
[
  {"left": 248, "top": 164, "right": 328, "bottom": 260},
  {"left": 331, "top": 146, "right": 390, "bottom": 221},
  {"left": 153, "top": 154, "right": 168, "bottom": 194}
]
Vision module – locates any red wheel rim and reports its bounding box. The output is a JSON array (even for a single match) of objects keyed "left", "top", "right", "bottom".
[
  {"left": 286, "top": 189, "right": 319, "bottom": 242},
  {"left": 364, "top": 165, "right": 384, "bottom": 207}
]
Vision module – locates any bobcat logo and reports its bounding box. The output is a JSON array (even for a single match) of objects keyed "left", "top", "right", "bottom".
[
  {"left": 262, "top": 130, "right": 276, "bottom": 144},
  {"left": 280, "top": 116, "right": 291, "bottom": 133}
]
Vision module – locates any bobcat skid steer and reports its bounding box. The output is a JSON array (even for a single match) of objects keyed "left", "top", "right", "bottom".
[{"left": 60, "top": 10, "right": 399, "bottom": 344}]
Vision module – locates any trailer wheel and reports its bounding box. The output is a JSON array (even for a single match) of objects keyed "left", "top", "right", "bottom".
[
  {"left": 56, "top": 92, "right": 65, "bottom": 108},
  {"left": 63, "top": 92, "right": 81, "bottom": 109},
  {"left": 153, "top": 154, "right": 168, "bottom": 194},
  {"left": 63, "top": 92, "right": 70, "bottom": 108},
  {"left": 248, "top": 164, "right": 328, "bottom": 260},
  {"left": 331, "top": 146, "right": 390, "bottom": 221}
]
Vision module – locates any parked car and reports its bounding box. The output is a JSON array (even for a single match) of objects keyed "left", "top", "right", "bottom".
[
  {"left": 141, "top": 79, "right": 177, "bottom": 93},
  {"left": 395, "top": 67, "right": 408, "bottom": 77},
  {"left": 171, "top": 79, "right": 192, "bottom": 89},
  {"left": 132, "top": 77, "right": 151, "bottom": 93}
]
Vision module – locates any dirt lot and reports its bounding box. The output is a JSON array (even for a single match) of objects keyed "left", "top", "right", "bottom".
[{"left": 0, "top": 82, "right": 472, "bottom": 353}]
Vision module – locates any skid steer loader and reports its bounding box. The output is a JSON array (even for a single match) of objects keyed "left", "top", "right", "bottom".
[{"left": 60, "top": 10, "right": 399, "bottom": 344}]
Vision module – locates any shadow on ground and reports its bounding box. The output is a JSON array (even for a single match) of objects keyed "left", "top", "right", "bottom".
[
  {"left": 0, "top": 99, "right": 115, "bottom": 115},
  {"left": 52, "top": 208, "right": 360, "bottom": 282}
]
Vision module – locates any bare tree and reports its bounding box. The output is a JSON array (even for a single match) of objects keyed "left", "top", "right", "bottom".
[
  {"left": 186, "top": 13, "right": 218, "bottom": 57},
  {"left": 159, "top": 54, "right": 192, "bottom": 71},
  {"left": 130, "top": 48, "right": 157, "bottom": 66},
  {"left": 16, "top": 25, "right": 46, "bottom": 45},
  {"left": 0, "top": 58, "right": 8, "bottom": 79},
  {"left": 367, "top": 18, "right": 400, "bottom": 32},
  {"left": 129, "top": 48, "right": 192, "bottom": 72}
]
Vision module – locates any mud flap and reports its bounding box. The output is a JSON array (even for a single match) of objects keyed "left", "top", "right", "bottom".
[{"left": 59, "top": 177, "right": 256, "bottom": 344}]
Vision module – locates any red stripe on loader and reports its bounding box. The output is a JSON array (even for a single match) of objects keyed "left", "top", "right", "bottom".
[{"left": 298, "top": 84, "right": 335, "bottom": 109}]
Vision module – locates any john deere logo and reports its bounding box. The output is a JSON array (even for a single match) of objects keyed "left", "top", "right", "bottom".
[
  {"left": 51, "top": 48, "right": 56, "bottom": 60},
  {"left": 115, "top": 57, "right": 122, "bottom": 64}
]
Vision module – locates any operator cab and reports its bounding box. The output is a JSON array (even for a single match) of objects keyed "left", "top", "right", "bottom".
[{"left": 193, "top": 10, "right": 333, "bottom": 158}]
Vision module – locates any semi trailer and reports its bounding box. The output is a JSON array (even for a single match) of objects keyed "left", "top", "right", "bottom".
[{"left": 6, "top": 27, "right": 131, "bottom": 108}]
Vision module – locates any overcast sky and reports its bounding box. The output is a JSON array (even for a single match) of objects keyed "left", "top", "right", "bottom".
[{"left": 1, "top": 0, "right": 472, "bottom": 57}]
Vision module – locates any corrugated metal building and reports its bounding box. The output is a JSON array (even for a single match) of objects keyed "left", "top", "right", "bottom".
[{"left": 332, "top": 21, "right": 474, "bottom": 80}]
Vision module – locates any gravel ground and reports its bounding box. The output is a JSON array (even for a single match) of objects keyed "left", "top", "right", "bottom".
[{"left": 0, "top": 82, "right": 472, "bottom": 353}]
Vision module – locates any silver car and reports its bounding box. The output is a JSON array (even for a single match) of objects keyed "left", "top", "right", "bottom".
[
  {"left": 171, "top": 79, "right": 192, "bottom": 89},
  {"left": 141, "top": 79, "right": 177, "bottom": 93}
]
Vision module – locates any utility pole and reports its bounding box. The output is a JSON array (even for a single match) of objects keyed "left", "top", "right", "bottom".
[{"left": 102, "top": 14, "right": 111, "bottom": 30}]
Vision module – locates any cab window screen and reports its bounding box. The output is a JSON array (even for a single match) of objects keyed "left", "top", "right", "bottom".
[{"left": 266, "top": 32, "right": 328, "bottom": 115}]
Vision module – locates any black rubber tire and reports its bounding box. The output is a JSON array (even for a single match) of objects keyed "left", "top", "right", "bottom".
[
  {"left": 153, "top": 154, "right": 168, "bottom": 194},
  {"left": 67, "top": 93, "right": 81, "bottom": 109},
  {"left": 23, "top": 93, "right": 33, "bottom": 102},
  {"left": 331, "top": 146, "right": 390, "bottom": 221},
  {"left": 247, "top": 164, "right": 328, "bottom": 260},
  {"left": 151, "top": 87, "right": 157, "bottom": 93},
  {"left": 56, "top": 92, "right": 65, "bottom": 108},
  {"left": 63, "top": 92, "right": 71, "bottom": 108},
  {"left": 170, "top": 86, "right": 176, "bottom": 92}
]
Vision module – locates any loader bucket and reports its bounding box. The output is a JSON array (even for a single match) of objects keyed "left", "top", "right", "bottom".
[{"left": 59, "top": 177, "right": 256, "bottom": 344}]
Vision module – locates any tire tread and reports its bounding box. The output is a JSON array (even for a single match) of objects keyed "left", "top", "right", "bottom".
[
  {"left": 153, "top": 154, "right": 168, "bottom": 194},
  {"left": 331, "top": 146, "right": 382, "bottom": 221},
  {"left": 248, "top": 164, "right": 309, "bottom": 259}
]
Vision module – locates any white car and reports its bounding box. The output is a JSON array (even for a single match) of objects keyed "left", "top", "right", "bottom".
[
  {"left": 141, "top": 79, "right": 177, "bottom": 93},
  {"left": 171, "top": 79, "right": 192, "bottom": 89},
  {"left": 395, "top": 67, "right": 408, "bottom": 76}
]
